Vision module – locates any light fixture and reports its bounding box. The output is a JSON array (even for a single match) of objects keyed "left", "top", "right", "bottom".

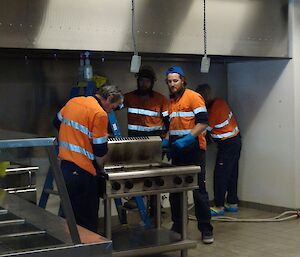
[
  {"left": 201, "top": 0, "right": 210, "bottom": 73},
  {"left": 130, "top": 0, "right": 141, "bottom": 73}
]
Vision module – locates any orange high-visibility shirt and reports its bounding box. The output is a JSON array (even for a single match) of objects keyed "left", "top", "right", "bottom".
[
  {"left": 124, "top": 90, "right": 168, "bottom": 134},
  {"left": 57, "top": 96, "right": 108, "bottom": 176},
  {"left": 207, "top": 98, "right": 239, "bottom": 141},
  {"left": 168, "top": 89, "right": 208, "bottom": 150}
]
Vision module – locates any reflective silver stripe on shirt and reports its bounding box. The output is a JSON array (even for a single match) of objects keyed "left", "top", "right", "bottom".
[
  {"left": 128, "top": 124, "right": 163, "bottom": 132},
  {"left": 193, "top": 106, "right": 207, "bottom": 114},
  {"left": 214, "top": 112, "right": 233, "bottom": 129},
  {"left": 59, "top": 114, "right": 92, "bottom": 139},
  {"left": 92, "top": 136, "right": 108, "bottom": 144},
  {"left": 59, "top": 141, "right": 95, "bottom": 160},
  {"left": 207, "top": 126, "right": 213, "bottom": 131},
  {"left": 128, "top": 108, "right": 160, "bottom": 117},
  {"left": 162, "top": 111, "right": 169, "bottom": 117},
  {"left": 169, "top": 129, "right": 192, "bottom": 136},
  {"left": 169, "top": 111, "right": 195, "bottom": 119},
  {"left": 57, "top": 111, "right": 63, "bottom": 121},
  {"left": 210, "top": 126, "right": 239, "bottom": 139}
]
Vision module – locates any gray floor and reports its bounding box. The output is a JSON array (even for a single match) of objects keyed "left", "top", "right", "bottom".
[
  {"left": 147, "top": 207, "right": 300, "bottom": 257},
  {"left": 34, "top": 163, "right": 299, "bottom": 257}
]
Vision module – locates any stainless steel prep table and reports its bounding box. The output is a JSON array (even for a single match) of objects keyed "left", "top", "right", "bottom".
[{"left": 0, "top": 136, "right": 112, "bottom": 257}]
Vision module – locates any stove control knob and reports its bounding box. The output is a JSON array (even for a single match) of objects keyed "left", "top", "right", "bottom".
[
  {"left": 173, "top": 176, "right": 183, "bottom": 185},
  {"left": 111, "top": 181, "right": 121, "bottom": 191},
  {"left": 144, "top": 179, "right": 153, "bottom": 188},
  {"left": 125, "top": 180, "right": 134, "bottom": 190},
  {"left": 185, "top": 176, "right": 194, "bottom": 184},
  {"left": 155, "top": 177, "right": 165, "bottom": 187}
]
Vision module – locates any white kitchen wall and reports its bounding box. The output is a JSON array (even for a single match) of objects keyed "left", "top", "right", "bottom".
[
  {"left": 228, "top": 60, "right": 295, "bottom": 207},
  {"left": 224, "top": 0, "right": 300, "bottom": 209},
  {"left": 291, "top": 0, "right": 300, "bottom": 208}
]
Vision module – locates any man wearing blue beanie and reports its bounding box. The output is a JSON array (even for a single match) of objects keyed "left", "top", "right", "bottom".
[{"left": 164, "top": 65, "right": 214, "bottom": 244}]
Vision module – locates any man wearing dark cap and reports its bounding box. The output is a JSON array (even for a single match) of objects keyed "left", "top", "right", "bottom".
[
  {"left": 124, "top": 66, "right": 169, "bottom": 215},
  {"left": 164, "top": 65, "right": 214, "bottom": 244}
]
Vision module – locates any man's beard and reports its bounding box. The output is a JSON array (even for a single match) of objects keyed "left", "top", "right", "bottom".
[
  {"left": 169, "top": 86, "right": 185, "bottom": 99},
  {"left": 137, "top": 86, "right": 153, "bottom": 96}
]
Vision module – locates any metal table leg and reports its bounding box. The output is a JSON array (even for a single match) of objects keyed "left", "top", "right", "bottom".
[
  {"left": 104, "top": 198, "right": 112, "bottom": 240},
  {"left": 47, "top": 145, "right": 81, "bottom": 244}
]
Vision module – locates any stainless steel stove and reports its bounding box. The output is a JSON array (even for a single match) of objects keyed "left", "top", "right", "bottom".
[
  {"left": 102, "top": 163, "right": 199, "bottom": 198},
  {"left": 101, "top": 136, "right": 200, "bottom": 257}
]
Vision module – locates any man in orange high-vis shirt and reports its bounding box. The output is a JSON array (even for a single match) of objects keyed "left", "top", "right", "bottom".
[
  {"left": 53, "top": 85, "right": 123, "bottom": 232},
  {"left": 196, "top": 84, "right": 242, "bottom": 217},
  {"left": 165, "top": 66, "right": 214, "bottom": 244},
  {"left": 124, "top": 66, "right": 169, "bottom": 215},
  {"left": 124, "top": 66, "right": 169, "bottom": 137}
]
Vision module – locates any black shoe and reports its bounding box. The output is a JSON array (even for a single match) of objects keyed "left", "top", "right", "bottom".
[{"left": 202, "top": 230, "right": 214, "bottom": 244}]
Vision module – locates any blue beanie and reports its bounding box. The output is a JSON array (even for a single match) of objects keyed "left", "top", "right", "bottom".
[{"left": 165, "top": 65, "right": 185, "bottom": 77}]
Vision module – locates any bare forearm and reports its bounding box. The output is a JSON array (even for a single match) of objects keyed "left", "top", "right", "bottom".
[{"left": 191, "top": 123, "right": 208, "bottom": 137}]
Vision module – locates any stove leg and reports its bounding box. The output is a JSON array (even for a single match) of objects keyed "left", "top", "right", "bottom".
[
  {"left": 181, "top": 191, "right": 188, "bottom": 257},
  {"left": 104, "top": 198, "right": 112, "bottom": 239},
  {"left": 181, "top": 191, "right": 187, "bottom": 239},
  {"left": 155, "top": 193, "right": 161, "bottom": 228}
]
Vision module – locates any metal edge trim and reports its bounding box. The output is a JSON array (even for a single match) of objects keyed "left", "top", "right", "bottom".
[
  {"left": 105, "top": 186, "right": 199, "bottom": 198},
  {"left": 112, "top": 239, "right": 197, "bottom": 257},
  {"left": 107, "top": 167, "right": 200, "bottom": 180}
]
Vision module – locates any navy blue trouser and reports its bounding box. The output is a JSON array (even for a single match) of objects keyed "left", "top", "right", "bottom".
[
  {"left": 214, "top": 134, "right": 242, "bottom": 207},
  {"left": 169, "top": 139, "right": 213, "bottom": 233},
  {"left": 61, "top": 160, "right": 100, "bottom": 233}
]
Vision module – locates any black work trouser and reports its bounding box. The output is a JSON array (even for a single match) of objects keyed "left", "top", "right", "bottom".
[
  {"left": 61, "top": 160, "right": 100, "bottom": 233},
  {"left": 169, "top": 140, "right": 213, "bottom": 233},
  {"left": 214, "top": 134, "right": 242, "bottom": 207}
]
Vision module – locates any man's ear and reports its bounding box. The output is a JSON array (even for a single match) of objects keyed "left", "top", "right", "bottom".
[
  {"left": 102, "top": 92, "right": 109, "bottom": 99},
  {"left": 181, "top": 77, "right": 185, "bottom": 86},
  {"left": 107, "top": 95, "right": 113, "bottom": 103}
]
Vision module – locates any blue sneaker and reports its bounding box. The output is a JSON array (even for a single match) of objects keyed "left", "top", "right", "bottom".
[
  {"left": 210, "top": 207, "right": 225, "bottom": 216},
  {"left": 224, "top": 204, "right": 238, "bottom": 213}
]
